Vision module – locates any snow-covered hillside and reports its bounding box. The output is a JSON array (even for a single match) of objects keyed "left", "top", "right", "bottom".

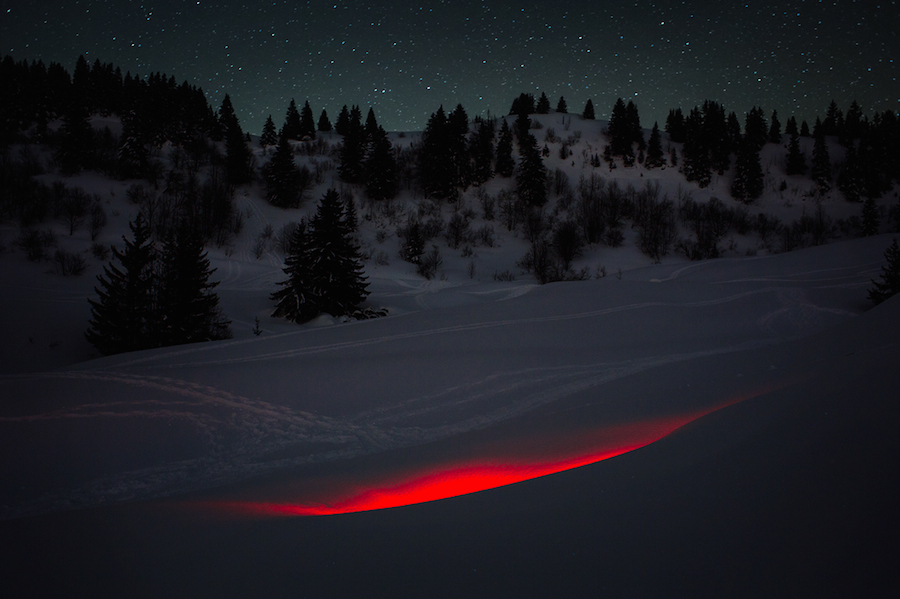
[{"left": 1, "top": 113, "right": 898, "bottom": 596}]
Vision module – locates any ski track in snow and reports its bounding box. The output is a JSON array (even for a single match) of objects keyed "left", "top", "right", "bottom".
[{"left": 99, "top": 284, "right": 852, "bottom": 370}]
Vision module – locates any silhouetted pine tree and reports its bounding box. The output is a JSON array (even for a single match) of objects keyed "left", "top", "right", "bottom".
[
  {"left": 495, "top": 119, "right": 515, "bottom": 177},
  {"left": 470, "top": 117, "right": 495, "bottom": 184},
  {"left": 731, "top": 139, "right": 764, "bottom": 203},
  {"left": 582, "top": 99, "right": 595, "bottom": 120},
  {"left": 681, "top": 108, "right": 711, "bottom": 187},
  {"left": 785, "top": 116, "right": 798, "bottom": 137},
  {"left": 283, "top": 99, "right": 302, "bottom": 139},
  {"left": 448, "top": 104, "right": 472, "bottom": 187},
  {"left": 86, "top": 214, "right": 157, "bottom": 355},
  {"left": 823, "top": 100, "right": 843, "bottom": 137},
  {"left": 768, "top": 110, "right": 782, "bottom": 143},
  {"left": 157, "top": 222, "right": 231, "bottom": 346},
  {"left": 334, "top": 105, "right": 350, "bottom": 136},
  {"left": 840, "top": 100, "right": 864, "bottom": 147},
  {"left": 665, "top": 108, "right": 686, "bottom": 143},
  {"left": 117, "top": 109, "right": 148, "bottom": 179},
  {"left": 300, "top": 100, "right": 316, "bottom": 139},
  {"left": 861, "top": 197, "right": 880, "bottom": 236},
  {"left": 338, "top": 107, "right": 365, "bottom": 183},
  {"left": 702, "top": 101, "right": 730, "bottom": 174},
  {"left": 516, "top": 133, "right": 547, "bottom": 207},
  {"left": 744, "top": 106, "right": 768, "bottom": 151},
  {"left": 536, "top": 92, "right": 551, "bottom": 114},
  {"left": 800, "top": 120, "right": 811, "bottom": 137},
  {"left": 868, "top": 239, "right": 900, "bottom": 305},
  {"left": 317, "top": 109, "right": 332, "bottom": 132},
  {"left": 556, "top": 96, "right": 568, "bottom": 114},
  {"left": 785, "top": 131, "right": 807, "bottom": 175},
  {"left": 838, "top": 144, "right": 864, "bottom": 202},
  {"left": 266, "top": 129, "right": 302, "bottom": 208},
  {"left": 219, "top": 94, "right": 252, "bottom": 185},
  {"left": 308, "top": 189, "right": 369, "bottom": 316},
  {"left": 364, "top": 107, "right": 379, "bottom": 141},
  {"left": 364, "top": 125, "right": 399, "bottom": 202},
  {"left": 726, "top": 111, "right": 742, "bottom": 151},
  {"left": 645, "top": 122, "right": 664, "bottom": 168},
  {"left": 259, "top": 115, "right": 277, "bottom": 148},
  {"left": 607, "top": 98, "right": 632, "bottom": 160},
  {"left": 418, "top": 106, "right": 456, "bottom": 198},
  {"left": 271, "top": 221, "right": 319, "bottom": 323},
  {"left": 509, "top": 93, "right": 535, "bottom": 116},
  {"left": 812, "top": 125, "right": 832, "bottom": 194}
]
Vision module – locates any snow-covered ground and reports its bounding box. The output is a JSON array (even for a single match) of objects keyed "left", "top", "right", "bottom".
[{"left": 0, "top": 114, "right": 898, "bottom": 596}]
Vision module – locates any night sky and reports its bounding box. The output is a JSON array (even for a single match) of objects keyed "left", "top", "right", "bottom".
[{"left": 2, "top": 1, "right": 897, "bottom": 133}]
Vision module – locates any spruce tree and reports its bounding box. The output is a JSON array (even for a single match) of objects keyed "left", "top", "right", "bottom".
[
  {"left": 220, "top": 94, "right": 252, "bottom": 185},
  {"left": 744, "top": 106, "right": 768, "bottom": 151},
  {"left": 470, "top": 117, "right": 495, "bottom": 185},
  {"left": 681, "top": 108, "right": 711, "bottom": 187},
  {"left": 448, "top": 104, "right": 472, "bottom": 188},
  {"left": 266, "top": 129, "right": 302, "bottom": 208},
  {"left": 556, "top": 96, "right": 568, "bottom": 114},
  {"left": 868, "top": 239, "right": 900, "bottom": 305},
  {"left": 283, "top": 99, "right": 302, "bottom": 139},
  {"left": 536, "top": 92, "right": 551, "bottom": 114},
  {"left": 57, "top": 100, "right": 94, "bottom": 175},
  {"left": 364, "top": 125, "right": 399, "bottom": 202},
  {"left": 861, "top": 197, "right": 880, "bottom": 236},
  {"left": 318, "top": 109, "right": 332, "bottom": 132},
  {"left": 271, "top": 221, "right": 319, "bottom": 323},
  {"left": 338, "top": 108, "right": 365, "bottom": 183},
  {"left": 495, "top": 119, "right": 515, "bottom": 177},
  {"left": 334, "top": 105, "right": 350, "bottom": 136},
  {"left": 418, "top": 106, "right": 456, "bottom": 198},
  {"left": 86, "top": 214, "right": 157, "bottom": 355},
  {"left": 118, "top": 109, "right": 148, "bottom": 179},
  {"left": 300, "top": 100, "right": 316, "bottom": 139},
  {"left": 582, "top": 99, "right": 595, "bottom": 120},
  {"left": 785, "top": 131, "right": 807, "bottom": 175},
  {"left": 837, "top": 144, "right": 864, "bottom": 202},
  {"left": 731, "top": 139, "right": 764, "bottom": 203},
  {"left": 607, "top": 98, "right": 631, "bottom": 159},
  {"left": 812, "top": 127, "right": 832, "bottom": 195},
  {"left": 516, "top": 133, "right": 547, "bottom": 207},
  {"left": 768, "top": 109, "right": 782, "bottom": 143},
  {"left": 157, "top": 222, "right": 231, "bottom": 346},
  {"left": 645, "top": 122, "right": 664, "bottom": 168},
  {"left": 308, "top": 189, "right": 369, "bottom": 317},
  {"left": 665, "top": 108, "right": 686, "bottom": 143},
  {"left": 785, "top": 116, "right": 799, "bottom": 137},
  {"left": 260, "top": 114, "right": 278, "bottom": 148}
]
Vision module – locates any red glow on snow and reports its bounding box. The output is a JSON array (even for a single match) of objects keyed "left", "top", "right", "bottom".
[{"left": 205, "top": 387, "right": 780, "bottom": 517}]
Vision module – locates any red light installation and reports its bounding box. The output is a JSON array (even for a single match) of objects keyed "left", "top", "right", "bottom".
[{"left": 201, "top": 380, "right": 797, "bottom": 518}]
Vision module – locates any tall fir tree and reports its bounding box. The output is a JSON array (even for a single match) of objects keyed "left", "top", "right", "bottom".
[
  {"left": 470, "top": 117, "right": 496, "bottom": 185},
  {"left": 338, "top": 107, "right": 366, "bottom": 183},
  {"left": 516, "top": 133, "right": 547, "bottom": 207},
  {"left": 645, "top": 122, "right": 664, "bottom": 168},
  {"left": 308, "top": 189, "right": 369, "bottom": 317},
  {"left": 334, "top": 105, "right": 351, "bottom": 136},
  {"left": 607, "top": 98, "right": 632, "bottom": 160},
  {"left": 556, "top": 96, "right": 568, "bottom": 114},
  {"left": 811, "top": 126, "right": 832, "bottom": 195},
  {"left": 259, "top": 114, "right": 278, "bottom": 148},
  {"left": 117, "top": 109, "right": 148, "bottom": 179},
  {"left": 283, "top": 99, "right": 302, "bottom": 139},
  {"left": 495, "top": 119, "right": 515, "bottom": 177},
  {"left": 271, "top": 221, "right": 319, "bottom": 323},
  {"left": 157, "top": 222, "right": 231, "bottom": 346},
  {"left": 448, "top": 104, "right": 472, "bottom": 188},
  {"left": 57, "top": 99, "right": 94, "bottom": 175},
  {"left": 837, "top": 144, "right": 864, "bottom": 202},
  {"left": 582, "top": 99, "right": 595, "bottom": 120},
  {"left": 219, "top": 94, "right": 252, "bottom": 185},
  {"left": 730, "top": 139, "right": 764, "bottom": 203},
  {"left": 364, "top": 125, "right": 399, "bottom": 202},
  {"left": 868, "top": 239, "right": 900, "bottom": 305},
  {"left": 785, "top": 131, "right": 807, "bottom": 175},
  {"left": 681, "top": 108, "right": 711, "bottom": 187},
  {"left": 665, "top": 108, "right": 686, "bottom": 143},
  {"left": 418, "top": 106, "right": 456, "bottom": 198},
  {"left": 536, "top": 92, "right": 551, "bottom": 114},
  {"left": 266, "top": 129, "right": 302, "bottom": 208},
  {"left": 300, "top": 100, "right": 317, "bottom": 139},
  {"left": 317, "top": 109, "right": 332, "bottom": 132},
  {"left": 86, "top": 214, "right": 157, "bottom": 355},
  {"left": 744, "top": 106, "right": 768, "bottom": 151},
  {"left": 768, "top": 109, "right": 782, "bottom": 143}
]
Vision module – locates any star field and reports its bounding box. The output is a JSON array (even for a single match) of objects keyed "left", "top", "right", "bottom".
[{"left": 2, "top": 1, "right": 897, "bottom": 132}]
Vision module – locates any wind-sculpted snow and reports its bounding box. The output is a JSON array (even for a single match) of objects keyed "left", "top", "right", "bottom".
[{"left": 0, "top": 237, "right": 888, "bottom": 520}]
